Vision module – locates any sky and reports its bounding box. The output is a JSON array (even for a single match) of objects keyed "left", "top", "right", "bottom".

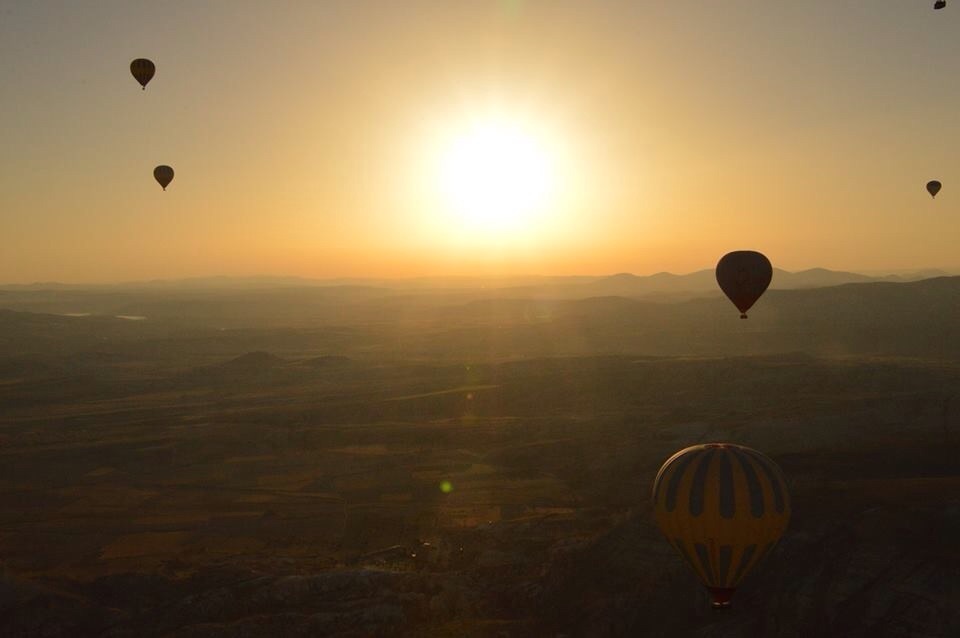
[{"left": 1, "top": 1, "right": 959, "bottom": 283}]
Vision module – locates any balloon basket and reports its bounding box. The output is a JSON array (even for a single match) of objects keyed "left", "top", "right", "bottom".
[{"left": 707, "top": 587, "right": 735, "bottom": 610}]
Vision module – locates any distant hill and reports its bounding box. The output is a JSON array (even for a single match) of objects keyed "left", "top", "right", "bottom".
[
  {"left": 388, "top": 276, "right": 960, "bottom": 360},
  {"left": 2, "top": 276, "right": 960, "bottom": 360},
  {"left": 0, "top": 308, "right": 166, "bottom": 357},
  {"left": 219, "top": 351, "right": 284, "bottom": 370},
  {"left": 298, "top": 355, "right": 353, "bottom": 369},
  {"left": 0, "top": 268, "right": 954, "bottom": 326},
  {"left": 495, "top": 267, "right": 951, "bottom": 300},
  {"left": 0, "top": 356, "right": 65, "bottom": 380},
  {"left": 1, "top": 267, "right": 953, "bottom": 296}
]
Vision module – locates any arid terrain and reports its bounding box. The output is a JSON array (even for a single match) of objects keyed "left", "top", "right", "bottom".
[{"left": 1, "top": 275, "right": 958, "bottom": 636}]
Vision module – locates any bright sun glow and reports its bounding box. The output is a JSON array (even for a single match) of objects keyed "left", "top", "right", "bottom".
[{"left": 437, "top": 119, "right": 557, "bottom": 236}]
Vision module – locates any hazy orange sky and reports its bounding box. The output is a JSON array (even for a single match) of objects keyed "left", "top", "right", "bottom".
[{"left": 2, "top": 1, "right": 959, "bottom": 283}]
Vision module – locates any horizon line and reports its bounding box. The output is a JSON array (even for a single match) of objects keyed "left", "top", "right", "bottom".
[{"left": 2, "top": 265, "right": 958, "bottom": 288}]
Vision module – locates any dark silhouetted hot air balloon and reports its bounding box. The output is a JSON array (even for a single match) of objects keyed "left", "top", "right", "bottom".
[
  {"left": 927, "top": 180, "right": 942, "bottom": 198},
  {"left": 130, "top": 59, "right": 155, "bottom": 90},
  {"left": 934, "top": 1, "right": 946, "bottom": 10},
  {"left": 715, "top": 251, "right": 773, "bottom": 319},
  {"left": 652, "top": 443, "right": 791, "bottom": 609},
  {"left": 154, "top": 165, "right": 174, "bottom": 191}
]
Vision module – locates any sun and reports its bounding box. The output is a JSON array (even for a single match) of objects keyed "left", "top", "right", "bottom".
[{"left": 436, "top": 118, "right": 557, "bottom": 237}]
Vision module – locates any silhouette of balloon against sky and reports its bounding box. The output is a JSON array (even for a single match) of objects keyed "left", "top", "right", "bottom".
[
  {"left": 130, "top": 59, "right": 155, "bottom": 90},
  {"left": 652, "top": 443, "right": 791, "bottom": 610},
  {"left": 154, "top": 165, "right": 174, "bottom": 191},
  {"left": 927, "top": 180, "right": 942, "bottom": 198},
  {"left": 715, "top": 251, "right": 773, "bottom": 319}
]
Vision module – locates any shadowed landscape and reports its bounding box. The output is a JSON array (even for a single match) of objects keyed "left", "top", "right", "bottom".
[
  {"left": 4, "top": 4, "right": 960, "bottom": 635},
  {"left": 1, "top": 274, "right": 958, "bottom": 636}
]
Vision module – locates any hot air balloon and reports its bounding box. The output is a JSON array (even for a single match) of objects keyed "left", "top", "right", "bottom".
[
  {"left": 652, "top": 443, "right": 791, "bottom": 609},
  {"left": 715, "top": 251, "right": 773, "bottom": 319},
  {"left": 927, "top": 180, "right": 942, "bottom": 198},
  {"left": 130, "top": 58, "right": 155, "bottom": 90},
  {"left": 154, "top": 165, "right": 174, "bottom": 191},
  {"left": 934, "top": 1, "right": 946, "bottom": 10}
]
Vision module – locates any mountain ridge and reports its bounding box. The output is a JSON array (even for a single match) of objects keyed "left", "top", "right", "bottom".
[{"left": 1, "top": 267, "right": 953, "bottom": 295}]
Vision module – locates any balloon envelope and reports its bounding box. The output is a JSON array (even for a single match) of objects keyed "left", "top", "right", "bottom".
[
  {"left": 652, "top": 443, "right": 791, "bottom": 609},
  {"left": 927, "top": 180, "right": 942, "bottom": 198},
  {"left": 130, "top": 58, "right": 155, "bottom": 89},
  {"left": 154, "top": 165, "right": 174, "bottom": 190},
  {"left": 715, "top": 251, "right": 773, "bottom": 318}
]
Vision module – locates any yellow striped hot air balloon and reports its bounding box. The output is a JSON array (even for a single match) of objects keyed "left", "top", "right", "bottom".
[{"left": 652, "top": 443, "right": 790, "bottom": 609}]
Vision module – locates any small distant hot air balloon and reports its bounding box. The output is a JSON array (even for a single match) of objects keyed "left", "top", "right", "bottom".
[
  {"left": 652, "top": 443, "right": 791, "bottom": 609},
  {"left": 715, "top": 251, "right": 773, "bottom": 319},
  {"left": 154, "top": 165, "right": 174, "bottom": 191},
  {"left": 130, "top": 58, "right": 155, "bottom": 90},
  {"left": 927, "top": 180, "right": 942, "bottom": 198},
  {"left": 934, "top": 0, "right": 946, "bottom": 10}
]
